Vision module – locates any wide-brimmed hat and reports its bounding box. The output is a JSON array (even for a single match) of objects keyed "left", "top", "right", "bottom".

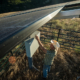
[{"left": 50, "top": 40, "right": 60, "bottom": 50}]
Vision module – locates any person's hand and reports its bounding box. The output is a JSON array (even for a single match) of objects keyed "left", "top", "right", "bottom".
[{"left": 35, "top": 35, "right": 39, "bottom": 40}]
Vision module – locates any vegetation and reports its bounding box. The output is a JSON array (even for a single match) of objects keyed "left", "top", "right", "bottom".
[
  {"left": 0, "top": 0, "right": 75, "bottom": 13},
  {"left": 0, "top": 6, "right": 80, "bottom": 79},
  {"left": 0, "top": 44, "right": 80, "bottom": 80},
  {"left": 0, "top": 0, "right": 52, "bottom": 13},
  {"left": 0, "top": 17, "right": 80, "bottom": 80},
  {"left": 49, "top": 18, "right": 80, "bottom": 31},
  {"left": 38, "top": 18, "right": 80, "bottom": 53}
]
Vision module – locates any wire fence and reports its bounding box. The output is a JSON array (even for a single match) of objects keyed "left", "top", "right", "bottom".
[
  {"left": 0, "top": 23, "right": 80, "bottom": 76},
  {"left": 0, "top": 42, "right": 25, "bottom": 76},
  {"left": 39, "top": 23, "right": 80, "bottom": 51}
]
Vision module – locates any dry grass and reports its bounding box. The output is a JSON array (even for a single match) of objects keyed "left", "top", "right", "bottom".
[
  {"left": 50, "top": 18, "right": 80, "bottom": 31},
  {"left": 0, "top": 48, "right": 80, "bottom": 80}
]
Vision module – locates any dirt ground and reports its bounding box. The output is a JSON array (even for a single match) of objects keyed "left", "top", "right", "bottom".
[{"left": 0, "top": 48, "right": 80, "bottom": 80}]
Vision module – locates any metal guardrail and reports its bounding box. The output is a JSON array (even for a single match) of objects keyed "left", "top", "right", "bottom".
[{"left": 0, "top": 6, "right": 63, "bottom": 59}]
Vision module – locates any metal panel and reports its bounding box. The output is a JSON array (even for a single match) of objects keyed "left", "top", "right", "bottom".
[
  {"left": 25, "top": 31, "right": 40, "bottom": 57},
  {"left": 0, "top": 6, "right": 63, "bottom": 58},
  {"left": 0, "top": 7, "right": 63, "bottom": 44}
]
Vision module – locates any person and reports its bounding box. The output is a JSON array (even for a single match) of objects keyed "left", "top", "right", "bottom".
[
  {"left": 35, "top": 35, "right": 60, "bottom": 78},
  {"left": 35, "top": 35, "right": 60, "bottom": 54}
]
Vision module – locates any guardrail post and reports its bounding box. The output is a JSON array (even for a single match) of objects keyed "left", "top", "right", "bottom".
[
  {"left": 27, "top": 57, "right": 33, "bottom": 69},
  {"left": 24, "top": 31, "right": 40, "bottom": 69}
]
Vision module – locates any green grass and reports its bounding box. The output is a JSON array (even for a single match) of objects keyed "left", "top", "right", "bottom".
[
  {"left": 39, "top": 18, "right": 80, "bottom": 52},
  {"left": 75, "top": 46, "right": 80, "bottom": 53},
  {"left": 50, "top": 18, "right": 80, "bottom": 31}
]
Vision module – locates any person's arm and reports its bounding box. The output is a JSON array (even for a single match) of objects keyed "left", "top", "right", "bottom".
[{"left": 35, "top": 35, "right": 47, "bottom": 53}]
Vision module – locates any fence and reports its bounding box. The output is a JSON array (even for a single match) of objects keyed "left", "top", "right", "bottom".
[
  {"left": 0, "top": 42, "right": 25, "bottom": 75},
  {"left": 0, "top": 23, "right": 80, "bottom": 76},
  {"left": 39, "top": 23, "right": 80, "bottom": 51}
]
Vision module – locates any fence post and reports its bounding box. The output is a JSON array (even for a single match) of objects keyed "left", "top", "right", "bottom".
[
  {"left": 57, "top": 29, "right": 61, "bottom": 41},
  {"left": 10, "top": 51, "right": 13, "bottom": 56}
]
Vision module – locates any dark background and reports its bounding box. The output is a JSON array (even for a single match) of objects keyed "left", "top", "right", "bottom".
[{"left": 0, "top": 0, "right": 75, "bottom": 13}]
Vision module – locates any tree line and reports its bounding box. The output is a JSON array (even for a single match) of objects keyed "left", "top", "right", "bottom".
[{"left": 0, "top": 0, "right": 74, "bottom": 13}]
